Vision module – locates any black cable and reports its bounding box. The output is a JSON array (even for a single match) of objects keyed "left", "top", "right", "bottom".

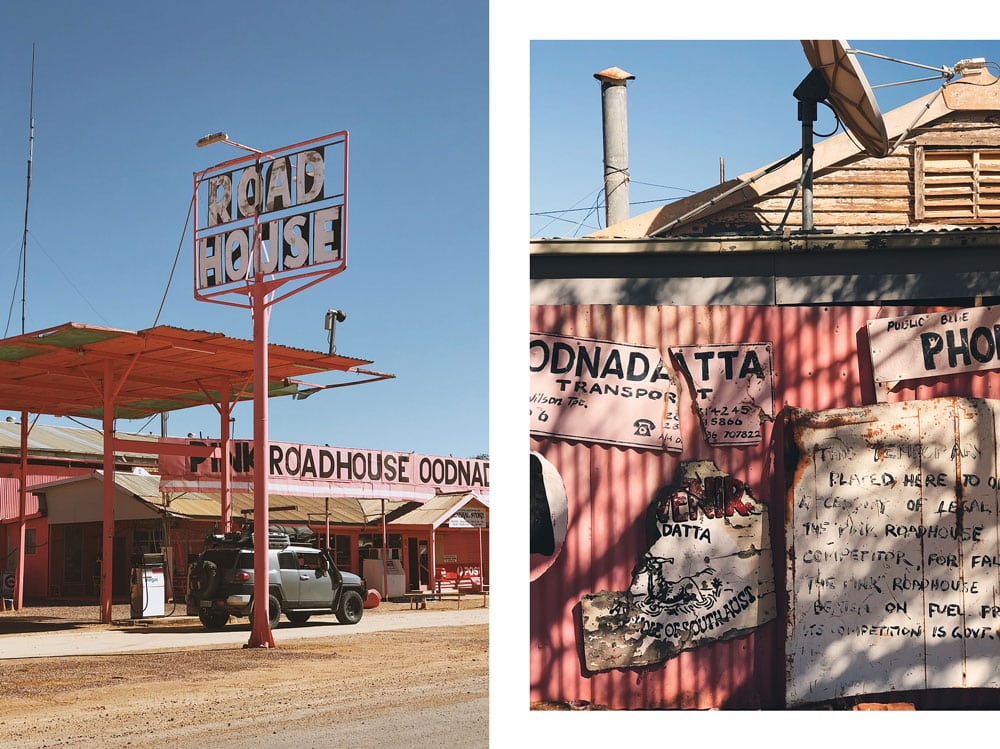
[
  {"left": 3, "top": 243, "right": 25, "bottom": 337},
  {"left": 153, "top": 193, "right": 195, "bottom": 327}
]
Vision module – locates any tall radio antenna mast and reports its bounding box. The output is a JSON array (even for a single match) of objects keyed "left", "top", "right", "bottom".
[{"left": 20, "top": 43, "right": 36, "bottom": 335}]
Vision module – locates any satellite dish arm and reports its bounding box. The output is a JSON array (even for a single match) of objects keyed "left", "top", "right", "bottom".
[{"left": 792, "top": 69, "right": 830, "bottom": 232}]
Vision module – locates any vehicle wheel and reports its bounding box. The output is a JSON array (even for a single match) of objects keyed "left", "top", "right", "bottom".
[
  {"left": 336, "top": 590, "right": 364, "bottom": 624},
  {"left": 286, "top": 611, "right": 311, "bottom": 625},
  {"left": 198, "top": 609, "right": 229, "bottom": 629},
  {"left": 250, "top": 593, "right": 282, "bottom": 629}
]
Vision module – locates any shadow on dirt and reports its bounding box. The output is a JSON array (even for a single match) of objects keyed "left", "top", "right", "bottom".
[
  {"left": 0, "top": 617, "right": 90, "bottom": 635},
  {"left": 114, "top": 617, "right": 353, "bottom": 636}
]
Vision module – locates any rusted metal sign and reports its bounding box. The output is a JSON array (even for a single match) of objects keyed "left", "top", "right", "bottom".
[
  {"left": 787, "top": 397, "right": 1000, "bottom": 706},
  {"left": 868, "top": 305, "right": 1000, "bottom": 384},
  {"left": 670, "top": 343, "right": 774, "bottom": 445},
  {"left": 193, "top": 131, "right": 348, "bottom": 299},
  {"left": 529, "top": 333, "right": 682, "bottom": 451},
  {"left": 580, "top": 460, "right": 776, "bottom": 671}
]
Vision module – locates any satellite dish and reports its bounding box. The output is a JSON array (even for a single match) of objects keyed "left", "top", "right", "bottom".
[{"left": 801, "top": 40, "right": 889, "bottom": 157}]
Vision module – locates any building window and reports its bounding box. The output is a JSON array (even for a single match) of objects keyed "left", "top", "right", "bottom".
[
  {"left": 133, "top": 527, "right": 164, "bottom": 555},
  {"left": 25, "top": 528, "right": 36, "bottom": 555},
  {"left": 358, "top": 533, "right": 403, "bottom": 561},
  {"left": 334, "top": 535, "right": 352, "bottom": 571},
  {"left": 915, "top": 146, "right": 1000, "bottom": 223}
]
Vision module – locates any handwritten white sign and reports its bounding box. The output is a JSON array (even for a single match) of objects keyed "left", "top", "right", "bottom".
[{"left": 787, "top": 397, "right": 1000, "bottom": 706}]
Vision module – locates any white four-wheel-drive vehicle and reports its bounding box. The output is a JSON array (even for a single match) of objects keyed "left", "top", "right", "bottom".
[{"left": 186, "top": 528, "right": 366, "bottom": 629}]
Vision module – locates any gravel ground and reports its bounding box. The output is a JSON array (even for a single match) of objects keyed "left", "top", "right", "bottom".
[
  {"left": 1, "top": 596, "right": 477, "bottom": 626},
  {"left": 0, "top": 597, "right": 489, "bottom": 747}
]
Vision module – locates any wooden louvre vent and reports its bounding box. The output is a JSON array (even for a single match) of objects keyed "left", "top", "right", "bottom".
[{"left": 915, "top": 146, "right": 1000, "bottom": 223}]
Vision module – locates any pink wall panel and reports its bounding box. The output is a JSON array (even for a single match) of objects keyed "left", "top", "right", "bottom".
[{"left": 530, "top": 304, "right": 1000, "bottom": 709}]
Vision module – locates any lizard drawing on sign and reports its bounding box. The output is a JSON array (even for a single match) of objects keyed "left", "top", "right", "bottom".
[{"left": 630, "top": 554, "right": 722, "bottom": 617}]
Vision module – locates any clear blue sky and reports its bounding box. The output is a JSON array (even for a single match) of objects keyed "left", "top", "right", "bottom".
[
  {"left": 0, "top": 1, "right": 487, "bottom": 458},
  {"left": 531, "top": 39, "right": 1000, "bottom": 238}
]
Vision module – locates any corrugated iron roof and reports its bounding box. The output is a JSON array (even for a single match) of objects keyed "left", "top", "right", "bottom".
[
  {"left": 29, "top": 472, "right": 486, "bottom": 527},
  {"left": 30, "top": 470, "right": 383, "bottom": 524},
  {"left": 0, "top": 422, "right": 158, "bottom": 459},
  {"left": 0, "top": 322, "right": 389, "bottom": 420},
  {"left": 387, "top": 491, "right": 487, "bottom": 527}
]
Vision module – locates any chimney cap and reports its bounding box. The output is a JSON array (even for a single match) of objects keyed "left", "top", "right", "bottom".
[{"left": 594, "top": 66, "right": 635, "bottom": 82}]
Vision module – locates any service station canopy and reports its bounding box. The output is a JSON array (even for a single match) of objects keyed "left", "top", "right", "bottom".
[{"left": 0, "top": 321, "right": 390, "bottom": 420}]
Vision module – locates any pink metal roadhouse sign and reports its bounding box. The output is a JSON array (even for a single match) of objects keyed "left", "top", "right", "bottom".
[{"left": 158, "top": 439, "right": 488, "bottom": 501}]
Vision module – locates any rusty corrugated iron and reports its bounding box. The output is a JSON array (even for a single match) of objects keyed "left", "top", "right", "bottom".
[{"left": 530, "top": 303, "right": 1000, "bottom": 709}]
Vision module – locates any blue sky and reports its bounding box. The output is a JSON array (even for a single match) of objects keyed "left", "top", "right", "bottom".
[
  {"left": 531, "top": 39, "right": 1000, "bottom": 238},
  {"left": 0, "top": 1, "right": 487, "bottom": 458}
]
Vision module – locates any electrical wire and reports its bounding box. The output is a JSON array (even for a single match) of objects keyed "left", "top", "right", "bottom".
[
  {"left": 153, "top": 193, "right": 195, "bottom": 327},
  {"left": 13, "top": 232, "right": 112, "bottom": 327},
  {"left": 2, "top": 244, "right": 25, "bottom": 338},
  {"left": 531, "top": 181, "right": 698, "bottom": 238},
  {"left": 531, "top": 186, "right": 603, "bottom": 238}
]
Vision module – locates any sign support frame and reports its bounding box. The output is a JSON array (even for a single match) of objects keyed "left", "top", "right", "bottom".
[{"left": 193, "top": 133, "right": 349, "bottom": 648}]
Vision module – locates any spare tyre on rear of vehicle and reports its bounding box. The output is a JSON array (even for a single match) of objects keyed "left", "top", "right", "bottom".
[{"left": 189, "top": 559, "right": 219, "bottom": 599}]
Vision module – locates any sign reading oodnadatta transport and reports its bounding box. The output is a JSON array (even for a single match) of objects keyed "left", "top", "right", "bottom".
[
  {"left": 580, "top": 461, "right": 776, "bottom": 671},
  {"left": 868, "top": 305, "right": 1000, "bottom": 384},
  {"left": 670, "top": 342, "right": 774, "bottom": 446},
  {"left": 158, "top": 439, "right": 488, "bottom": 501},
  {"left": 529, "top": 333, "right": 682, "bottom": 451},
  {"left": 787, "top": 397, "right": 1000, "bottom": 706}
]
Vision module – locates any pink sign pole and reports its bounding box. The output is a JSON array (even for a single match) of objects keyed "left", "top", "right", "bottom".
[
  {"left": 193, "top": 131, "right": 349, "bottom": 648},
  {"left": 247, "top": 200, "right": 274, "bottom": 647}
]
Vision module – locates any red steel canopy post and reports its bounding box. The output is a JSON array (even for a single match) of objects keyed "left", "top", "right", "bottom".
[
  {"left": 101, "top": 361, "right": 115, "bottom": 623},
  {"left": 13, "top": 411, "right": 28, "bottom": 610}
]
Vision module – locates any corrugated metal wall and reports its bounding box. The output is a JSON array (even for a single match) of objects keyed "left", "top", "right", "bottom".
[
  {"left": 0, "top": 468, "right": 91, "bottom": 519},
  {"left": 1, "top": 468, "right": 92, "bottom": 598},
  {"left": 529, "top": 303, "right": 1000, "bottom": 709}
]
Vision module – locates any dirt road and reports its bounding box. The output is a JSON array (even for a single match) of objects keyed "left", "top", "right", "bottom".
[{"left": 0, "top": 601, "right": 489, "bottom": 748}]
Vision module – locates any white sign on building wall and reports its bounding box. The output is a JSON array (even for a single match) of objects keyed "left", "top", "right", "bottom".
[
  {"left": 868, "top": 305, "right": 1000, "bottom": 385},
  {"left": 787, "top": 397, "right": 1000, "bottom": 706},
  {"left": 529, "top": 333, "right": 682, "bottom": 451},
  {"left": 449, "top": 509, "right": 487, "bottom": 528},
  {"left": 670, "top": 343, "right": 774, "bottom": 446},
  {"left": 580, "top": 460, "right": 776, "bottom": 671}
]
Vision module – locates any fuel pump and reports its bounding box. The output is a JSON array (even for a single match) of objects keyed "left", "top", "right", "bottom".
[{"left": 130, "top": 552, "right": 167, "bottom": 618}]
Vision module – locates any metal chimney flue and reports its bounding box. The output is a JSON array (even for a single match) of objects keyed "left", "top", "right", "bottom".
[{"left": 594, "top": 66, "right": 635, "bottom": 228}]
